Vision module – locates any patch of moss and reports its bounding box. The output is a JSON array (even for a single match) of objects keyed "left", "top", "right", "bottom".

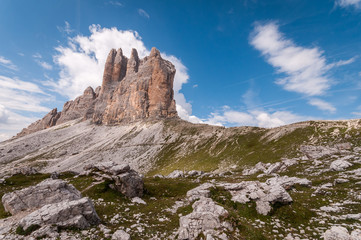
[{"left": 16, "top": 224, "right": 40, "bottom": 236}]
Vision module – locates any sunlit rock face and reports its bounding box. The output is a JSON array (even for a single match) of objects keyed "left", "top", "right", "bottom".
[
  {"left": 17, "top": 47, "right": 178, "bottom": 137},
  {"left": 93, "top": 47, "right": 178, "bottom": 124}
]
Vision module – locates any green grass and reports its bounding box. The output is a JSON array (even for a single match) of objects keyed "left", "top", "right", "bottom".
[
  {"left": 149, "top": 125, "right": 316, "bottom": 176},
  {"left": 15, "top": 224, "right": 40, "bottom": 236}
]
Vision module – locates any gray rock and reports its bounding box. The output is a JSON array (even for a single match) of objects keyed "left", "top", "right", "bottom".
[
  {"left": 219, "top": 180, "right": 293, "bottom": 215},
  {"left": 300, "top": 145, "right": 339, "bottom": 159},
  {"left": 266, "top": 176, "right": 312, "bottom": 190},
  {"left": 89, "top": 161, "right": 144, "bottom": 198},
  {"left": 11, "top": 166, "right": 38, "bottom": 176},
  {"left": 186, "top": 183, "right": 214, "bottom": 201},
  {"left": 113, "top": 170, "right": 144, "bottom": 198},
  {"left": 167, "top": 170, "right": 184, "bottom": 178},
  {"left": 177, "top": 197, "right": 230, "bottom": 240},
  {"left": 323, "top": 226, "right": 361, "bottom": 240},
  {"left": 2, "top": 178, "right": 82, "bottom": 215},
  {"left": 330, "top": 159, "right": 353, "bottom": 171},
  {"left": 187, "top": 170, "right": 204, "bottom": 177},
  {"left": 19, "top": 197, "right": 100, "bottom": 230},
  {"left": 112, "top": 229, "right": 131, "bottom": 240}
]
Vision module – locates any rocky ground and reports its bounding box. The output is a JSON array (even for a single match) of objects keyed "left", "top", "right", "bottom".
[
  {"left": 0, "top": 138, "right": 360, "bottom": 239},
  {"left": 1, "top": 118, "right": 361, "bottom": 239}
]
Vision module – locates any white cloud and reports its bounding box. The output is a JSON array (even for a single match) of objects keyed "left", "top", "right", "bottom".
[
  {"left": 108, "top": 1, "right": 123, "bottom": 7},
  {"left": 0, "top": 75, "right": 51, "bottom": 141},
  {"left": 0, "top": 75, "right": 50, "bottom": 112},
  {"left": 51, "top": 24, "right": 197, "bottom": 122},
  {"left": 0, "top": 56, "right": 18, "bottom": 71},
  {"left": 37, "top": 60, "right": 53, "bottom": 70},
  {"left": 250, "top": 22, "right": 333, "bottom": 96},
  {"left": 204, "top": 108, "right": 307, "bottom": 128},
  {"left": 0, "top": 105, "right": 39, "bottom": 141},
  {"left": 0, "top": 76, "right": 44, "bottom": 93},
  {"left": 33, "top": 53, "right": 53, "bottom": 70},
  {"left": 57, "top": 21, "right": 73, "bottom": 35},
  {"left": 336, "top": 0, "right": 361, "bottom": 9},
  {"left": 0, "top": 104, "right": 9, "bottom": 124},
  {"left": 138, "top": 9, "right": 150, "bottom": 19},
  {"left": 308, "top": 98, "right": 336, "bottom": 113}
]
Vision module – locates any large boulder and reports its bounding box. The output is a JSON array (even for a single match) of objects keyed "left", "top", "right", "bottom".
[
  {"left": 19, "top": 197, "right": 100, "bottom": 230},
  {"left": 87, "top": 161, "right": 144, "bottom": 198},
  {"left": 177, "top": 197, "right": 231, "bottom": 240},
  {"left": 113, "top": 171, "right": 144, "bottom": 198},
  {"left": 2, "top": 178, "right": 81, "bottom": 215}
]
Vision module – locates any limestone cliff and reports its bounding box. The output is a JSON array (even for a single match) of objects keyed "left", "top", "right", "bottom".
[{"left": 17, "top": 47, "right": 178, "bottom": 137}]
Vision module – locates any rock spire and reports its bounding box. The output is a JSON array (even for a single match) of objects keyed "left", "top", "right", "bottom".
[{"left": 17, "top": 47, "right": 178, "bottom": 137}]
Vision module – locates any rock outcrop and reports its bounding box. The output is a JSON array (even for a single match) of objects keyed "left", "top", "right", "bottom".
[
  {"left": 2, "top": 178, "right": 82, "bottom": 215},
  {"left": 177, "top": 197, "right": 231, "bottom": 240},
  {"left": 17, "top": 108, "right": 61, "bottom": 137},
  {"left": 85, "top": 161, "right": 144, "bottom": 198},
  {"left": 19, "top": 197, "right": 100, "bottom": 230},
  {"left": 17, "top": 47, "right": 178, "bottom": 137}
]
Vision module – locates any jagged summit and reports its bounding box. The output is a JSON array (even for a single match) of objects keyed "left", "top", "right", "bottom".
[{"left": 18, "top": 47, "right": 178, "bottom": 137}]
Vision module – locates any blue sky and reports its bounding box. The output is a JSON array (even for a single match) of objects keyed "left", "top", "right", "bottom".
[{"left": 1, "top": 0, "right": 361, "bottom": 140}]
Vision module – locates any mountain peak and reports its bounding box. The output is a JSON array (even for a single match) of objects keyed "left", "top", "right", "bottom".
[{"left": 17, "top": 48, "right": 178, "bottom": 137}]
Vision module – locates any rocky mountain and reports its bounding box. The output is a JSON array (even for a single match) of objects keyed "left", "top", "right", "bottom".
[
  {"left": 0, "top": 48, "right": 361, "bottom": 240},
  {"left": 17, "top": 47, "right": 178, "bottom": 137}
]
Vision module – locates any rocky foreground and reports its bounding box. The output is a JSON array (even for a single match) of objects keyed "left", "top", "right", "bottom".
[{"left": 1, "top": 137, "right": 361, "bottom": 239}]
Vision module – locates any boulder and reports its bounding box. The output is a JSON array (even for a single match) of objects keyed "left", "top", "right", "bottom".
[
  {"left": 186, "top": 183, "right": 214, "bottom": 201},
  {"left": 167, "top": 170, "right": 184, "bottom": 178},
  {"left": 113, "top": 170, "right": 144, "bottom": 198},
  {"left": 2, "top": 178, "right": 81, "bottom": 215},
  {"left": 19, "top": 197, "right": 100, "bottom": 230},
  {"left": 219, "top": 180, "right": 293, "bottom": 215},
  {"left": 266, "top": 176, "right": 312, "bottom": 189},
  {"left": 112, "top": 229, "right": 131, "bottom": 240},
  {"left": 323, "top": 226, "right": 361, "bottom": 240},
  {"left": 177, "top": 197, "right": 230, "bottom": 240},
  {"left": 88, "top": 162, "right": 144, "bottom": 198},
  {"left": 330, "top": 159, "right": 353, "bottom": 171}
]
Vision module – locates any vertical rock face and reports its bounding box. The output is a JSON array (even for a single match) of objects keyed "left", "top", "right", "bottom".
[
  {"left": 17, "top": 47, "right": 178, "bottom": 137},
  {"left": 95, "top": 47, "right": 178, "bottom": 124}
]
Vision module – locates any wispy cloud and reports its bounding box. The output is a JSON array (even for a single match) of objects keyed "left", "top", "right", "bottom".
[
  {"left": 250, "top": 22, "right": 332, "bottom": 96},
  {"left": 138, "top": 9, "right": 150, "bottom": 19},
  {"left": 336, "top": 0, "right": 361, "bottom": 9},
  {"left": 33, "top": 53, "right": 53, "bottom": 70},
  {"left": 0, "top": 75, "right": 50, "bottom": 112},
  {"left": 107, "top": 1, "right": 123, "bottom": 7},
  {"left": 57, "top": 21, "right": 73, "bottom": 35},
  {"left": 37, "top": 61, "right": 53, "bottom": 70},
  {"left": 0, "top": 75, "right": 51, "bottom": 141},
  {"left": 0, "top": 56, "right": 18, "bottom": 71},
  {"left": 308, "top": 98, "right": 336, "bottom": 113},
  {"left": 250, "top": 22, "right": 355, "bottom": 113}
]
